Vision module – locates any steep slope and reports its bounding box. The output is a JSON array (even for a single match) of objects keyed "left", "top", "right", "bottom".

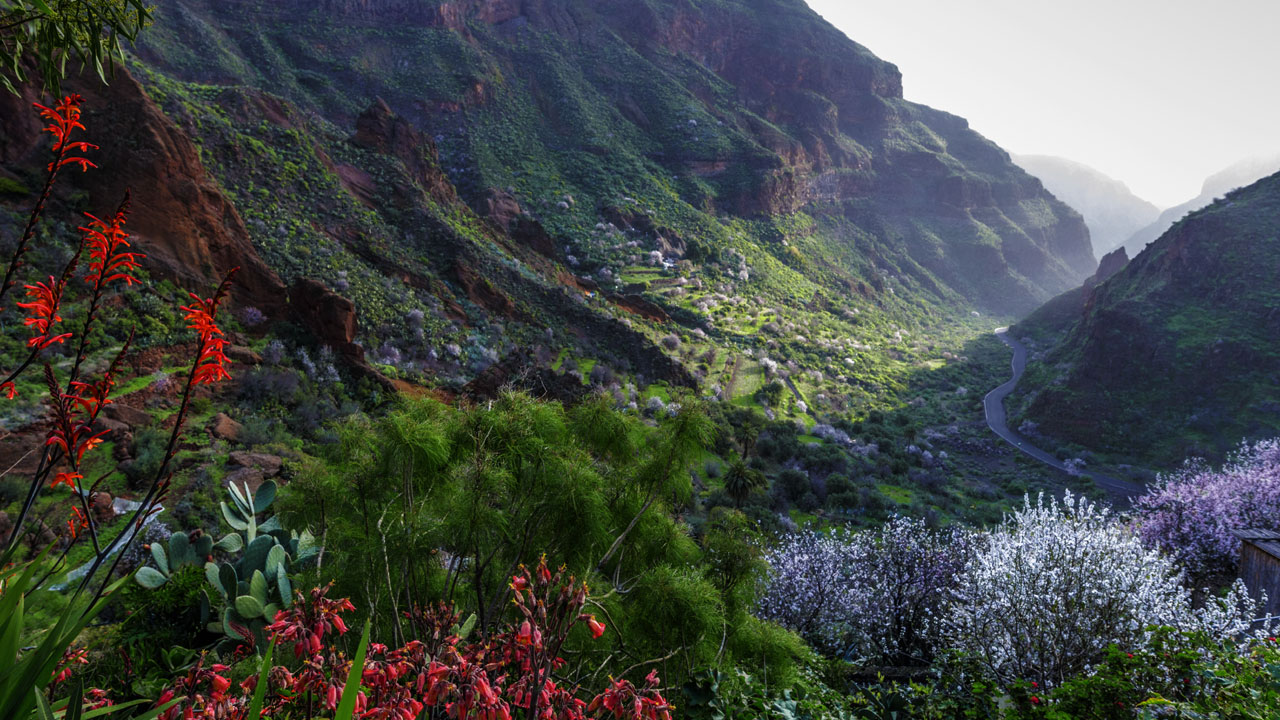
[
  {"left": 1010, "top": 171, "right": 1280, "bottom": 466},
  {"left": 1014, "top": 154, "right": 1159, "bottom": 260},
  {"left": 2, "top": 0, "right": 1098, "bottom": 425},
  {"left": 130, "top": 0, "right": 1093, "bottom": 313},
  {"left": 1118, "top": 154, "right": 1280, "bottom": 257}
]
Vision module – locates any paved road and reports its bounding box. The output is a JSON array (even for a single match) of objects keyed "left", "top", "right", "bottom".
[{"left": 983, "top": 328, "right": 1144, "bottom": 502}]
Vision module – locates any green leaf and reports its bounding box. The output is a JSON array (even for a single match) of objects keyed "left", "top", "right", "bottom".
[
  {"left": 0, "top": 590, "right": 22, "bottom": 680},
  {"left": 135, "top": 566, "right": 169, "bottom": 589},
  {"left": 262, "top": 603, "right": 280, "bottom": 622},
  {"left": 457, "top": 613, "right": 477, "bottom": 640},
  {"left": 33, "top": 687, "right": 54, "bottom": 720},
  {"left": 88, "top": 697, "right": 183, "bottom": 720},
  {"left": 149, "top": 542, "right": 168, "bottom": 573},
  {"left": 214, "top": 533, "right": 243, "bottom": 553},
  {"left": 228, "top": 481, "right": 251, "bottom": 516},
  {"left": 218, "top": 563, "right": 238, "bottom": 600},
  {"left": 335, "top": 619, "right": 371, "bottom": 720},
  {"left": 249, "top": 569, "right": 268, "bottom": 604},
  {"left": 221, "top": 502, "right": 249, "bottom": 531},
  {"left": 264, "top": 544, "right": 286, "bottom": 578},
  {"left": 170, "top": 532, "right": 192, "bottom": 567},
  {"left": 205, "top": 562, "right": 223, "bottom": 596},
  {"left": 235, "top": 594, "right": 264, "bottom": 618},
  {"left": 253, "top": 480, "right": 277, "bottom": 512},
  {"left": 65, "top": 678, "right": 83, "bottom": 720},
  {"left": 239, "top": 535, "right": 274, "bottom": 576},
  {"left": 276, "top": 564, "right": 292, "bottom": 607},
  {"left": 193, "top": 534, "right": 214, "bottom": 559},
  {"left": 246, "top": 638, "right": 275, "bottom": 718}
]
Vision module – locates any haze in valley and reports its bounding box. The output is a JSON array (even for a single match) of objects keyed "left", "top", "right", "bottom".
[{"left": 807, "top": 0, "right": 1280, "bottom": 209}]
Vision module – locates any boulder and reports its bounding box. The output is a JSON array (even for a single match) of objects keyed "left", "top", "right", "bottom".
[
  {"left": 91, "top": 416, "right": 131, "bottom": 441},
  {"left": 91, "top": 492, "right": 115, "bottom": 523},
  {"left": 225, "top": 345, "right": 263, "bottom": 365},
  {"left": 210, "top": 413, "right": 243, "bottom": 441},
  {"left": 223, "top": 467, "right": 266, "bottom": 496},
  {"left": 103, "top": 403, "right": 153, "bottom": 429},
  {"left": 228, "top": 451, "right": 283, "bottom": 477}
]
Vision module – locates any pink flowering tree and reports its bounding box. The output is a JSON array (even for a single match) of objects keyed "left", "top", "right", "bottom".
[{"left": 1134, "top": 438, "right": 1280, "bottom": 580}]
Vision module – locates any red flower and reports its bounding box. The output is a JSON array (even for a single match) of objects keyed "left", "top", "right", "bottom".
[
  {"left": 180, "top": 270, "right": 237, "bottom": 386},
  {"left": 66, "top": 506, "right": 88, "bottom": 539},
  {"left": 585, "top": 615, "right": 606, "bottom": 639},
  {"left": 80, "top": 200, "right": 143, "bottom": 289},
  {"left": 1030, "top": 695, "right": 1041, "bottom": 705},
  {"left": 33, "top": 95, "right": 97, "bottom": 172},
  {"left": 0, "top": 381, "right": 14, "bottom": 400},
  {"left": 17, "top": 276, "right": 72, "bottom": 349},
  {"left": 51, "top": 471, "right": 83, "bottom": 490}
]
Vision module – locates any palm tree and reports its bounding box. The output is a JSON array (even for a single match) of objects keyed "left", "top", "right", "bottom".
[{"left": 723, "top": 458, "right": 766, "bottom": 507}]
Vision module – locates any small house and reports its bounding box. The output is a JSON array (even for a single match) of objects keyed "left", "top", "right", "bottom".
[{"left": 1234, "top": 529, "right": 1280, "bottom": 618}]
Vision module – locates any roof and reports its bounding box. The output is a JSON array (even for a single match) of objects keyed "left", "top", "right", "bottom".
[
  {"left": 1235, "top": 529, "right": 1280, "bottom": 561},
  {"left": 1232, "top": 529, "right": 1280, "bottom": 541}
]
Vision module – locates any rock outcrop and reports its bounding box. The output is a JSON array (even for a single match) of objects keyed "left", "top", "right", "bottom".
[{"left": 0, "top": 67, "right": 285, "bottom": 314}]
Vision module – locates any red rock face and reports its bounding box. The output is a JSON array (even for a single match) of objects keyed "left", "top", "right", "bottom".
[
  {"left": 352, "top": 98, "right": 457, "bottom": 206},
  {"left": 0, "top": 67, "right": 285, "bottom": 315}
]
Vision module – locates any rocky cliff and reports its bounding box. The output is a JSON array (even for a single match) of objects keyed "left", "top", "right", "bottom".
[{"left": 133, "top": 0, "right": 1095, "bottom": 315}]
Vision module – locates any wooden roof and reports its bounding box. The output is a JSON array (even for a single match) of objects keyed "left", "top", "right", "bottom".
[
  {"left": 1233, "top": 529, "right": 1280, "bottom": 541},
  {"left": 1236, "top": 529, "right": 1280, "bottom": 560}
]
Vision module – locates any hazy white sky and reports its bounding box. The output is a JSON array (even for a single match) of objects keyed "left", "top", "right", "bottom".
[{"left": 805, "top": 0, "right": 1280, "bottom": 208}]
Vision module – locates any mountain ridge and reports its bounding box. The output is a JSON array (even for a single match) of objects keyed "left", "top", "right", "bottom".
[{"left": 1009, "top": 169, "right": 1280, "bottom": 465}]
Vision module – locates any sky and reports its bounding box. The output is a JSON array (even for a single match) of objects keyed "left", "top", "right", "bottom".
[{"left": 805, "top": 0, "right": 1280, "bottom": 208}]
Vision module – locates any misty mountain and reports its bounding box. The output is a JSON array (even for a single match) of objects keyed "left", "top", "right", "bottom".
[
  {"left": 1014, "top": 154, "right": 1160, "bottom": 260},
  {"left": 1117, "top": 154, "right": 1280, "bottom": 257}
]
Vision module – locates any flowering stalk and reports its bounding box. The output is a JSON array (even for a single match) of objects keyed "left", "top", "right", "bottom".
[
  {"left": 66, "top": 190, "right": 142, "bottom": 388},
  {"left": 0, "top": 94, "right": 96, "bottom": 309},
  {"left": 84, "top": 269, "right": 238, "bottom": 604}
]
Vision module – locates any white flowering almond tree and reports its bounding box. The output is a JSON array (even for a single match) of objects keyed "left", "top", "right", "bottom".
[
  {"left": 945, "top": 492, "right": 1260, "bottom": 687},
  {"left": 759, "top": 517, "right": 973, "bottom": 664}
]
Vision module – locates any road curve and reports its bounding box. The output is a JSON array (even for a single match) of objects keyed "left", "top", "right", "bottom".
[{"left": 983, "top": 328, "right": 1144, "bottom": 501}]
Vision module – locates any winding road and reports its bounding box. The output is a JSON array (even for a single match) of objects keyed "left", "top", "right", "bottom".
[{"left": 983, "top": 328, "right": 1144, "bottom": 501}]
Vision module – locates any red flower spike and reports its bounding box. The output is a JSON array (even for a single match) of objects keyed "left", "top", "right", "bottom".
[
  {"left": 17, "top": 276, "right": 72, "bottom": 349},
  {"left": 80, "top": 198, "right": 143, "bottom": 289},
  {"left": 180, "top": 269, "right": 237, "bottom": 386},
  {"left": 33, "top": 96, "right": 98, "bottom": 172}
]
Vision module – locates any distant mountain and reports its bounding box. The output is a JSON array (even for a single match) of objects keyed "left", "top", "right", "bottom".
[
  {"left": 1014, "top": 155, "right": 1159, "bottom": 260},
  {"left": 1116, "top": 154, "right": 1280, "bottom": 257},
  {"left": 1009, "top": 170, "right": 1280, "bottom": 466}
]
